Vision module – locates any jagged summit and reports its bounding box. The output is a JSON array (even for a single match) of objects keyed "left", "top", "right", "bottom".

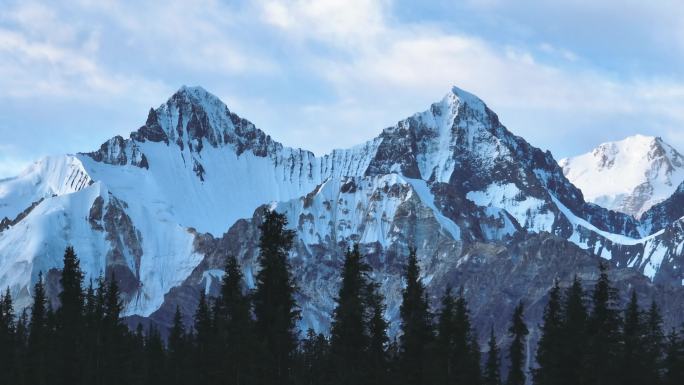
[
  {"left": 560, "top": 134, "right": 684, "bottom": 217},
  {"left": 449, "top": 85, "right": 487, "bottom": 110},
  {"left": 174, "top": 85, "right": 217, "bottom": 100},
  {"left": 1, "top": 84, "right": 683, "bottom": 333},
  {"left": 165, "top": 85, "right": 232, "bottom": 118}
]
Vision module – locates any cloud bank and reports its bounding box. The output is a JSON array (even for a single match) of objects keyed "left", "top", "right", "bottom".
[{"left": 1, "top": 0, "right": 683, "bottom": 177}]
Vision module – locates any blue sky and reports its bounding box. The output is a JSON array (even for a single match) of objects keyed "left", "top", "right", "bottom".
[{"left": 1, "top": 0, "right": 684, "bottom": 178}]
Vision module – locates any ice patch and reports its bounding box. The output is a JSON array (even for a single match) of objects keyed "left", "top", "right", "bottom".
[{"left": 466, "top": 183, "right": 555, "bottom": 232}]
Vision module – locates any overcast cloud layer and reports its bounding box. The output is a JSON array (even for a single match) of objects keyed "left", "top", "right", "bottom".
[{"left": 1, "top": 0, "right": 684, "bottom": 178}]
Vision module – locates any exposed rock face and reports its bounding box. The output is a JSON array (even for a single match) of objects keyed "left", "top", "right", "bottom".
[
  {"left": 102, "top": 196, "right": 143, "bottom": 300},
  {"left": 151, "top": 209, "right": 684, "bottom": 345},
  {"left": 641, "top": 181, "right": 684, "bottom": 233},
  {"left": 131, "top": 108, "right": 169, "bottom": 144},
  {"left": 1, "top": 198, "right": 43, "bottom": 232},
  {"left": 0, "top": 85, "right": 683, "bottom": 343}
]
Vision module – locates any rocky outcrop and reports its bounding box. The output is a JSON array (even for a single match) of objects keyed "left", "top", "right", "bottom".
[
  {"left": 2, "top": 85, "right": 684, "bottom": 341},
  {"left": 641, "top": 181, "right": 684, "bottom": 233},
  {"left": 0, "top": 198, "right": 44, "bottom": 232}
]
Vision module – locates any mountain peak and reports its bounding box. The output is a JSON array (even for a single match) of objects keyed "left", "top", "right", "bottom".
[
  {"left": 168, "top": 85, "right": 228, "bottom": 114},
  {"left": 561, "top": 134, "right": 684, "bottom": 217},
  {"left": 174, "top": 85, "right": 216, "bottom": 99},
  {"left": 449, "top": 85, "right": 486, "bottom": 109}
]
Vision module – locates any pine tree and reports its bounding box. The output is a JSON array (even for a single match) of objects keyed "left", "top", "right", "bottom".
[
  {"left": 644, "top": 301, "right": 665, "bottom": 384},
  {"left": 44, "top": 303, "right": 57, "bottom": 383},
  {"left": 55, "top": 246, "right": 85, "bottom": 385},
  {"left": 506, "top": 302, "right": 528, "bottom": 385},
  {"left": 663, "top": 328, "right": 684, "bottom": 385},
  {"left": 168, "top": 306, "right": 189, "bottom": 385},
  {"left": 398, "top": 248, "right": 433, "bottom": 385},
  {"left": 193, "top": 291, "right": 215, "bottom": 385},
  {"left": 534, "top": 280, "right": 564, "bottom": 385},
  {"left": 0, "top": 288, "right": 18, "bottom": 384},
  {"left": 28, "top": 272, "right": 48, "bottom": 385},
  {"left": 296, "top": 329, "right": 330, "bottom": 385},
  {"left": 468, "top": 331, "right": 482, "bottom": 385},
  {"left": 214, "top": 255, "right": 255, "bottom": 385},
  {"left": 82, "top": 276, "right": 106, "bottom": 385},
  {"left": 483, "top": 327, "right": 502, "bottom": 385},
  {"left": 102, "top": 275, "right": 126, "bottom": 385},
  {"left": 82, "top": 279, "right": 98, "bottom": 385},
  {"left": 434, "top": 287, "right": 456, "bottom": 385},
  {"left": 454, "top": 290, "right": 480, "bottom": 385},
  {"left": 130, "top": 324, "right": 146, "bottom": 385},
  {"left": 330, "top": 244, "right": 371, "bottom": 385},
  {"left": 366, "top": 281, "right": 389, "bottom": 385},
  {"left": 620, "top": 290, "right": 647, "bottom": 385},
  {"left": 558, "top": 275, "right": 587, "bottom": 385},
  {"left": 14, "top": 308, "right": 28, "bottom": 385},
  {"left": 145, "top": 325, "right": 166, "bottom": 385},
  {"left": 253, "top": 210, "right": 299, "bottom": 385},
  {"left": 584, "top": 262, "right": 622, "bottom": 385}
]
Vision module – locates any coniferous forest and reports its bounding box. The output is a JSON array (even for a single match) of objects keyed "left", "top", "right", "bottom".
[{"left": 0, "top": 211, "right": 683, "bottom": 385}]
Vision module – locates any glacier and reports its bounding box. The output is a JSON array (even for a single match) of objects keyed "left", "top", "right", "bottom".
[
  {"left": 0, "top": 85, "right": 683, "bottom": 333},
  {"left": 560, "top": 134, "right": 684, "bottom": 218}
]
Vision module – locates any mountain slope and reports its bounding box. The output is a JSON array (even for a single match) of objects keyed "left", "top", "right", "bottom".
[
  {"left": 560, "top": 135, "right": 684, "bottom": 218},
  {"left": 0, "top": 86, "right": 682, "bottom": 334}
]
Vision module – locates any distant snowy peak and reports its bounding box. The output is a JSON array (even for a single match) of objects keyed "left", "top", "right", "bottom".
[{"left": 560, "top": 135, "right": 684, "bottom": 218}]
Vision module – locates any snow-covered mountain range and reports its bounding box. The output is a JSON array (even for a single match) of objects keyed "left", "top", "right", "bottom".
[
  {"left": 1, "top": 86, "right": 683, "bottom": 335},
  {"left": 560, "top": 135, "right": 684, "bottom": 218}
]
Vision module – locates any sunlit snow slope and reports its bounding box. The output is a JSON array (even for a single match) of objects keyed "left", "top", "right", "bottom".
[
  {"left": 560, "top": 135, "right": 684, "bottom": 218},
  {"left": 1, "top": 86, "right": 683, "bottom": 327}
]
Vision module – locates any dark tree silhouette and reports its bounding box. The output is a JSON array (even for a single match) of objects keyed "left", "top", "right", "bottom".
[
  {"left": 398, "top": 248, "right": 433, "bottom": 385},
  {"left": 253, "top": 210, "right": 299, "bottom": 385},
  {"left": 506, "top": 302, "right": 528, "bottom": 385}
]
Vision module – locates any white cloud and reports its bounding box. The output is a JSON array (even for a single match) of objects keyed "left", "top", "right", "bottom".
[
  {"left": 1, "top": 0, "right": 684, "bottom": 169},
  {"left": 250, "top": 0, "right": 684, "bottom": 155},
  {"left": 258, "top": 0, "right": 388, "bottom": 48},
  {"left": 0, "top": 1, "right": 171, "bottom": 102},
  {"left": 80, "top": 0, "right": 277, "bottom": 74},
  {"left": 0, "top": 28, "right": 167, "bottom": 100}
]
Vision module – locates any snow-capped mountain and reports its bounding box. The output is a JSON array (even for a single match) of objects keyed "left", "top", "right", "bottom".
[
  {"left": 1, "top": 86, "right": 683, "bottom": 336},
  {"left": 559, "top": 135, "right": 684, "bottom": 218}
]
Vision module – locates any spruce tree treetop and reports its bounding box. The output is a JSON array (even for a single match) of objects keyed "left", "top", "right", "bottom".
[
  {"left": 620, "top": 290, "right": 647, "bottom": 385},
  {"left": 399, "top": 247, "right": 432, "bottom": 385},
  {"left": 435, "top": 285, "right": 456, "bottom": 384},
  {"left": 331, "top": 244, "right": 370, "bottom": 352},
  {"left": 253, "top": 209, "right": 299, "bottom": 385},
  {"left": 168, "top": 305, "right": 186, "bottom": 359},
  {"left": 644, "top": 300, "right": 665, "bottom": 384},
  {"left": 534, "top": 280, "right": 563, "bottom": 385},
  {"left": 663, "top": 328, "right": 683, "bottom": 385},
  {"left": 104, "top": 274, "right": 123, "bottom": 325},
  {"left": 506, "top": 301, "right": 528, "bottom": 385},
  {"left": 366, "top": 280, "right": 389, "bottom": 385},
  {"left": 484, "top": 327, "right": 502, "bottom": 385},
  {"left": 584, "top": 261, "right": 622, "bottom": 385},
  {"left": 1, "top": 287, "right": 15, "bottom": 331},
  {"left": 216, "top": 255, "right": 249, "bottom": 318},
  {"left": 214, "top": 255, "right": 256, "bottom": 385},
  {"left": 58, "top": 246, "right": 84, "bottom": 315},
  {"left": 330, "top": 244, "right": 373, "bottom": 385},
  {"left": 28, "top": 271, "right": 47, "bottom": 343}
]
